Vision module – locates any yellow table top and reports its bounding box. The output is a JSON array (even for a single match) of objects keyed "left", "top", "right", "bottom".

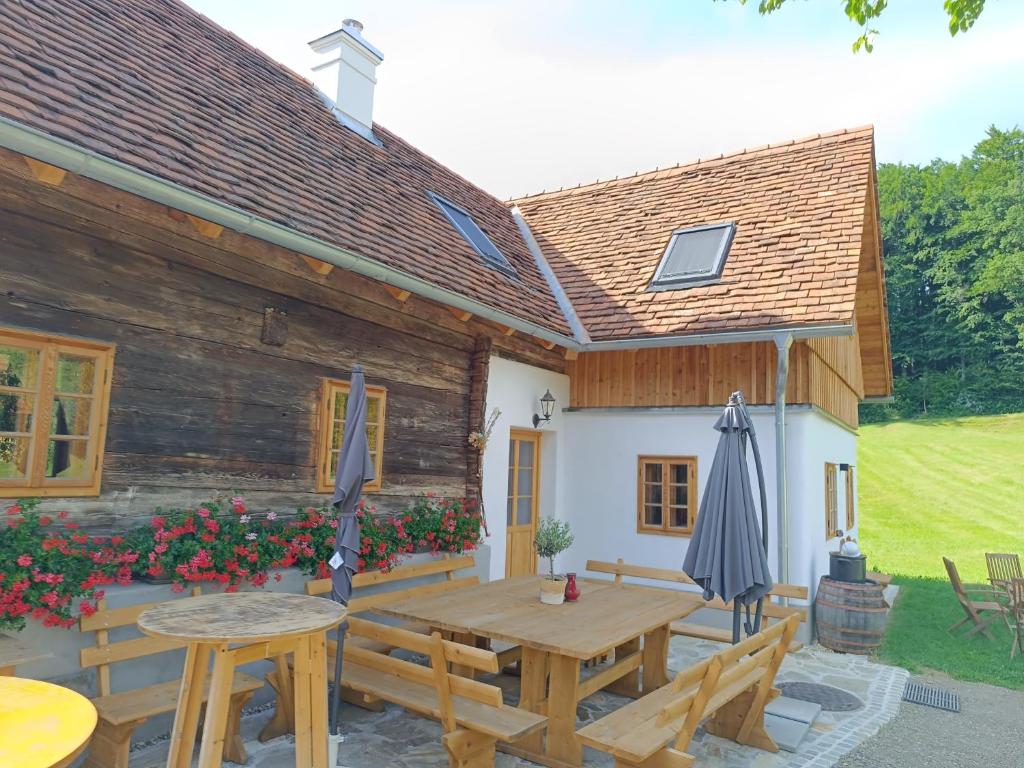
[{"left": 0, "top": 676, "right": 97, "bottom": 768}]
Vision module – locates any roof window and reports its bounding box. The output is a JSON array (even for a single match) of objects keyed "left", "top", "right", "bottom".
[
  {"left": 428, "top": 192, "right": 518, "bottom": 279},
  {"left": 649, "top": 222, "right": 736, "bottom": 290}
]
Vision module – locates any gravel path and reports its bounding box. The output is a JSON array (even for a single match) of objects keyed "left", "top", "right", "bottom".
[{"left": 837, "top": 671, "right": 1024, "bottom": 768}]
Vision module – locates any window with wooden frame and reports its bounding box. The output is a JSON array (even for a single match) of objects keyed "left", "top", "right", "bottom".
[
  {"left": 824, "top": 462, "right": 839, "bottom": 539},
  {"left": 637, "top": 456, "right": 698, "bottom": 536},
  {"left": 316, "top": 378, "right": 386, "bottom": 493},
  {"left": 0, "top": 328, "right": 115, "bottom": 498},
  {"left": 844, "top": 465, "right": 856, "bottom": 531}
]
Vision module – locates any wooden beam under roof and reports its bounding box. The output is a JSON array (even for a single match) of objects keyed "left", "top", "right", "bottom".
[
  {"left": 23, "top": 156, "right": 66, "bottom": 186},
  {"left": 299, "top": 255, "right": 334, "bottom": 276},
  {"left": 385, "top": 286, "right": 411, "bottom": 303},
  {"left": 447, "top": 307, "right": 473, "bottom": 322}
]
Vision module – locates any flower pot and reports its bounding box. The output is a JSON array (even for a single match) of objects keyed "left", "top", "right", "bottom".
[{"left": 540, "top": 577, "right": 567, "bottom": 605}]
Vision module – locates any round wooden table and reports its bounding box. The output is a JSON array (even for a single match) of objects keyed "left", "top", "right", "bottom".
[
  {"left": 138, "top": 591, "right": 346, "bottom": 768},
  {"left": 0, "top": 676, "right": 97, "bottom": 768}
]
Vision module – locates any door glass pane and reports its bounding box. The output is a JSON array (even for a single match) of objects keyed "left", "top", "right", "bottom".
[
  {"left": 0, "top": 436, "right": 31, "bottom": 478},
  {"left": 670, "top": 507, "right": 688, "bottom": 529},
  {"left": 55, "top": 354, "right": 96, "bottom": 395},
  {"left": 51, "top": 396, "right": 92, "bottom": 436},
  {"left": 507, "top": 497, "right": 513, "bottom": 526},
  {"left": 46, "top": 438, "right": 90, "bottom": 480},
  {"left": 644, "top": 504, "right": 662, "bottom": 526},
  {"left": 671, "top": 463, "right": 688, "bottom": 485},
  {"left": 516, "top": 497, "right": 533, "bottom": 526},
  {"left": 644, "top": 462, "right": 662, "bottom": 484},
  {"left": 0, "top": 346, "right": 40, "bottom": 389},
  {"left": 0, "top": 393, "right": 34, "bottom": 433},
  {"left": 517, "top": 467, "right": 533, "bottom": 497},
  {"left": 518, "top": 440, "right": 534, "bottom": 468}
]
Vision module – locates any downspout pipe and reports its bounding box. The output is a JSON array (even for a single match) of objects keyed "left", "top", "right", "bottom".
[{"left": 773, "top": 332, "right": 794, "bottom": 593}]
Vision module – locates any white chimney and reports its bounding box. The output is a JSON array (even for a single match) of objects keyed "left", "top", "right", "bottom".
[{"left": 309, "top": 19, "right": 383, "bottom": 143}]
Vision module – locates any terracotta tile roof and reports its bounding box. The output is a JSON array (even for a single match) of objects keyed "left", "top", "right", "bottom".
[
  {"left": 0, "top": 0, "right": 572, "bottom": 337},
  {"left": 513, "top": 127, "right": 876, "bottom": 342}
]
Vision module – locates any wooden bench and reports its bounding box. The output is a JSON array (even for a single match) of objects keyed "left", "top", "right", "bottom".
[
  {"left": 343, "top": 616, "right": 546, "bottom": 767},
  {"left": 79, "top": 588, "right": 264, "bottom": 768},
  {"left": 578, "top": 614, "right": 800, "bottom": 768},
  {"left": 587, "top": 559, "right": 809, "bottom": 647},
  {"left": 261, "top": 555, "right": 520, "bottom": 740}
]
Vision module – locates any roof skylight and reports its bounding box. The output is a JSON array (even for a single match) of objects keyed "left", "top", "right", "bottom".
[
  {"left": 428, "top": 192, "right": 518, "bottom": 279},
  {"left": 649, "top": 222, "right": 736, "bottom": 290}
]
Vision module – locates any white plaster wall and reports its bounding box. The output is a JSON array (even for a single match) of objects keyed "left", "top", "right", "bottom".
[
  {"left": 786, "top": 410, "right": 858, "bottom": 600},
  {"left": 481, "top": 356, "right": 570, "bottom": 581},
  {"left": 559, "top": 408, "right": 782, "bottom": 582}
]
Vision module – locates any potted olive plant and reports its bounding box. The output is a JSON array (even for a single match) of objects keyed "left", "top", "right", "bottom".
[{"left": 534, "top": 517, "right": 574, "bottom": 604}]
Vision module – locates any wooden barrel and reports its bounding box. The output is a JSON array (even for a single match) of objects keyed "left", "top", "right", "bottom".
[{"left": 814, "top": 576, "right": 888, "bottom": 654}]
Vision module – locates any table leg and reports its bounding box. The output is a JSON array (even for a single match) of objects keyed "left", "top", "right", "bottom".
[
  {"left": 309, "top": 630, "right": 329, "bottom": 768},
  {"left": 0, "top": 664, "right": 14, "bottom": 676},
  {"left": 605, "top": 637, "right": 641, "bottom": 697},
  {"left": 168, "top": 642, "right": 209, "bottom": 768},
  {"left": 546, "top": 654, "right": 582, "bottom": 766},
  {"left": 642, "top": 624, "right": 671, "bottom": 692},
  {"left": 516, "top": 646, "right": 548, "bottom": 754},
  {"left": 196, "top": 643, "right": 235, "bottom": 768},
  {"left": 293, "top": 634, "right": 314, "bottom": 768}
]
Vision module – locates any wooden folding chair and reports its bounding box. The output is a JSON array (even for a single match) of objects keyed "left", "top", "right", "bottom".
[
  {"left": 943, "top": 557, "right": 1005, "bottom": 641},
  {"left": 986, "top": 553, "right": 1023, "bottom": 590},
  {"left": 1003, "top": 578, "right": 1024, "bottom": 659}
]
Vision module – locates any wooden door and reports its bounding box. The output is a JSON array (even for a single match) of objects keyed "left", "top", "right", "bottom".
[{"left": 506, "top": 430, "right": 540, "bottom": 577}]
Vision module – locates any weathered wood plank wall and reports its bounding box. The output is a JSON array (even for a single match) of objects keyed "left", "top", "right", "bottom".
[{"left": 0, "top": 154, "right": 564, "bottom": 528}]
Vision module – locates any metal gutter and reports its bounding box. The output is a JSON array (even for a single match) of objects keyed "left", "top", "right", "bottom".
[
  {"left": 581, "top": 323, "right": 854, "bottom": 351},
  {"left": 773, "top": 332, "right": 794, "bottom": 592},
  {"left": 0, "top": 116, "right": 578, "bottom": 350},
  {"left": 510, "top": 206, "right": 590, "bottom": 344}
]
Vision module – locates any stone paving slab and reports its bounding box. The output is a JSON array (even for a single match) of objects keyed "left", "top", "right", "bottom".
[{"left": 130, "top": 635, "right": 908, "bottom": 768}]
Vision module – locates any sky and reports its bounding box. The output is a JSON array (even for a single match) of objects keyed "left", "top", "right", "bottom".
[{"left": 185, "top": 0, "right": 1024, "bottom": 200}]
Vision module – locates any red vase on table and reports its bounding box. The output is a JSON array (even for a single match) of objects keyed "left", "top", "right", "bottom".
[{"left": 564, "top": 572, "right": 580, "bottom": 601}]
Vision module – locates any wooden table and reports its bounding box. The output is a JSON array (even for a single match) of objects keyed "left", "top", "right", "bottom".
[
  {"left": 376, "top": 575, "right": 703, "bottom": 768},
  {"left": 0, "top": 676, "right": 97, "bottom": 768},
  {"left": 0, "top": 633, "right": 52, "bottom": 676},
  {"left": 138, "top": 592, "right": 346, "bottom": 768}
]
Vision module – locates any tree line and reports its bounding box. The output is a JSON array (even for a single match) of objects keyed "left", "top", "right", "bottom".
[{"left": 861, "top": 126, "right": 1024, "bottom": 422}]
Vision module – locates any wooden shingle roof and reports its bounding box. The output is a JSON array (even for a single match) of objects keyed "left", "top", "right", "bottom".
[
  {"left": 513, "top": 127, "right": 877, "bottom": 342},
  {"left": 0, "top": 0, "right": 572, "bottom": 337}
]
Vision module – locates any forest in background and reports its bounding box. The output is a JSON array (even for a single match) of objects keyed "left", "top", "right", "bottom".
[{"left": 861, "top": 126, "right": 1024, "bottom": 422}]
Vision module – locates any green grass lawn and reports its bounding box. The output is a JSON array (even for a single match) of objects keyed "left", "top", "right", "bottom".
[{"left": 859, "top": 413, "right": 1024, "bottom": 688}]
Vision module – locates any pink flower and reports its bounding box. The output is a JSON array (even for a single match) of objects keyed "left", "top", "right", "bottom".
[
  {"left": 245, "top": 532, "right": 257, "bottom": 541},
  {"left": 5, "top": 504, "right": 21, "bottom": 516},
  {"left": 266, "top": 511, "right": 277, "bottom": 521},
  {"left": 197, "top": 507, "right": 211, "bottom": 518},
  {"left": 16, "top": 554, "right": 32, "bottom": 567},
  {"left": 239, "top": 514, "right": 251, "bottom": 524}
]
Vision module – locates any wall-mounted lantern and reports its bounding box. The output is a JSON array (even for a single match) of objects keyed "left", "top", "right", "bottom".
[{"left": 532, "top": 389, "right": 556, "bottom": 428}]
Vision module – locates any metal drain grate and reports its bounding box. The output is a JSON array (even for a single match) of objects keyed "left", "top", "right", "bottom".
[{"left": 902, "top": 681, "right": 960, "bottom": 712}]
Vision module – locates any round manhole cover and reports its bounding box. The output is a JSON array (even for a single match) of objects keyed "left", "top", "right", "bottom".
[{"left": 777, "top": 682, "right": 864, "bottom": 712}]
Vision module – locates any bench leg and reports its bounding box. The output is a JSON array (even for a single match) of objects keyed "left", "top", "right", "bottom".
[
  {"left": 84, "top": 719, "right": 144, "bottom": 768},
  {"left": 443, "top": 729, "right": 497, "bottom": 768},
  {"left": 703, "top": 688, "right": 779, "bottom": 752},
  {"left": 223, "top": 689, "right": 254, "bottom": 765}
]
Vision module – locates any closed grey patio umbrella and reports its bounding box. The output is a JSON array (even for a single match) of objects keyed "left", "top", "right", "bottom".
[
  {"left": 682, "top": 391, "right": 772, "bottom": 643},
  {"left": 329, "top": 364, "right": 376, "bottom": 735}
]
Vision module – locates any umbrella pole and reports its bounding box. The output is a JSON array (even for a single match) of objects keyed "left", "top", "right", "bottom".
[
  {"left": 739, "top": 392, "right": 770, "bottom": 635},
  {"left": 732, "top": 603, "right": 742, "bottom": 644},
  {"left": 330, "top": 619, "right": 347, "bottom": 735}
]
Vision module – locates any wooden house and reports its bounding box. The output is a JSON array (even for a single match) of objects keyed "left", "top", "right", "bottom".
[{"left": 0, "top": 2, "right": 891, "bottom": 598}]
